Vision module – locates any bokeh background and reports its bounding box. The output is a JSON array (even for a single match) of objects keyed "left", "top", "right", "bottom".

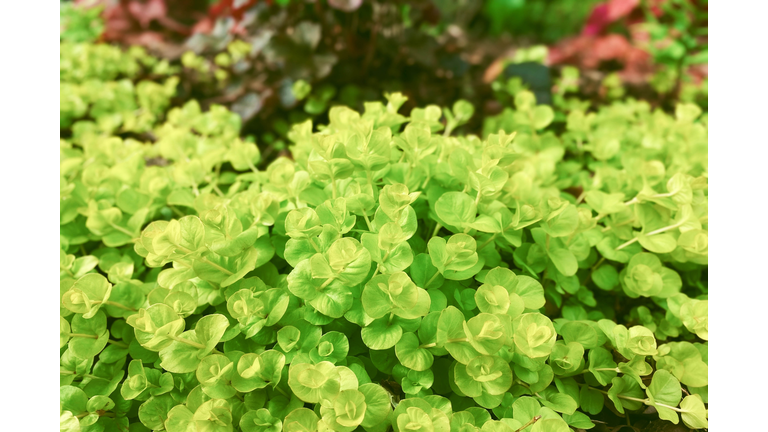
[{"left": 61, "top": 0, "right": 707, "bottom": 162}]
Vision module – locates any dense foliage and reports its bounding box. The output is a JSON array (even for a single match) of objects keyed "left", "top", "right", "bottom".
[
  {"left": 60, "top": 37, "right": 708, "bottom": 432},
  {"left": 62, "top": 0, "right": 707, "bottom": 151}
]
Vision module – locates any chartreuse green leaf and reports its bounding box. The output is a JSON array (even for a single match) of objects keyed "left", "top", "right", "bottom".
[
  {"left": 392, "top": 398, "right": 450, "bottom": 432},
  {"left": 513, "top": 313, "right": 557, "bottom": 359},
  {"left": 396, "top": 332, "right": 434, "bottom": 371},
  {"left": 61, "top": 273, "right": 113, "bottom": 319},
  {"left": 680, "top": 395, "right": 708, "bottom": 429},
  {"left": 331, "top": 389, "right": 367, "bottom": 429},
  {"left": 288, "top": 361, "right": 342, "bottom": 405},
  {"left": 68, "top": 310, "right": 110, "bottom": 359},
  {"left": 620, "top": 253, "right": 681, "bottom": 298},
  {"left": 538, "top": 389, "right": 577, "bottom": 415},
  {"left": 121, "top": 360, "right": 149, "bottom": 400},
  {"left": 192, "top": 398, "right": 234, "bottom": 432},
  {"left": 310, "top": 331, "right": 348, "bottom": 366},
  {"left": 475, "top": 267, "right": 545, "bottom": 318},
  {"left": 240, "top": 408, "right": 282, "bottom": 432},
  {"left": 61, "top": 52, "right": 708, "bottom": 431},
  {"left": 464, "top": 313, "right": 508, "bottom": 355},
  {"left": 550, "top": 341, "right": 584, "bottom": 375},
  {"left": 283, "top": 408, "right": 319, "bottom": 432},
  {"left": 362, "top": 272, "right": 430, "bottom": 319},
  {"left": 647, "top": 370, "right": 682, "bottom": 424},
  {"left": 61, "top": 385, "right": 88, "bottom": 415},
  {"left": 454, "top": 355, "right": 513, "bottom": 405},
  {"left": 678, "top": 297, "right": 708, "bottom": 340},
  {"left": 626, "top": 325, "right": 658, "bottom": 356},
  {"left": 654, "top": 341, "right": 708, "bottom": 388},
  {"left": 587, "top": 347, "right": 618, "bottom": 386},
  {"left": 232, "top": 350, "right": 285, "bottom": 392},
  {"left": 607, "top": 375, "right": 645, "bottom": 414},
  {"left": 196, "top": 314, "right": 230, "bottom": 356},
  {"left": 579, "top": 385, "right": 604, "bottom": 415},
  {"left": 196, "top": 354, "right": 237, "bottom": 399},
  {"left": 428, "top": 234, "right": 481, "bottom": 280},
  {"left": 158, "top": 330, "right": 206, "bottom": 373},
  {"left": 435, "top": 192, "right": 477, "bottom": 232},
  {"left": 361, "top": 316, "right": 404, "bottom": 350},
  {"left": 358, "top": 383, "right": 392, "bottom": 428},
  {"left": 531, "top": 417, "right": 570, "bottom": 432},
  {"left": 60, "top": 316, "right": 71, "bottom": 348},
  {"left": 437, "top": 306, "right": 480, "bottom": 364},
  {"left": 128, "top": 305, "right": 185, "bottom": 354}
]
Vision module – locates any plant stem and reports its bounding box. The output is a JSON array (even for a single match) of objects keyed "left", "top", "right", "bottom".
[
  {"left": 61, "top": 371, "right": 109, "bottom": 381},
  {"left": 443, "top": 122, "right": 455, "bottom": 137},
  {"left": 615, "top": 237, "right": 639, "bottom": 251},
  {"left": 514, "top": 415, "right": 541, "bottom": 432},
  {"left": 579, "top": 367, "right": 620, "bottom": 374},
  {"left": 602, "top": 218, "right": 635, "bottom": 233},
  {"left": 616, "top": 219, "right": 686, "bottom": 251},
  {"left": 319, "top": 276, "right": 337, "bottom": 290},
  {"left": 624, "top": 197, "right": 639, "bottom": 206},
  {"left": 61, "top": 265, "right": 75, "bottom": 277},
  {"left": 109, "top": 222, "right": 136, "bottom": 238},
  {"left": 197, "top": 256, "right": 233, "bottom": 275},
  {"left": 178, "top": 246, "right": 235, "bottom": 275},
  {"left": 431, "top": 222, "right": 442, "bottom": 238},
  {"left": 108, "top": 339, "right": 129, "bottom": 348},
  {"left": 68, "top": 333, "right": 97, "bottom": 339},
  {"left": 168, "top": 205, "right": 186, "bottom": 218},
  {"left": 168, "top": 334, "right": 205, "bottom": 350},
  {"left": 77, "top": 411, "right": 115, "bottom": 419},
  {"left": 209, "top": 181, "right": 225, "bottom": 197},
  {"left": 247, "top": 160, "right": 260, "bottom": 176},
  {"left": 645, "top": 221, "right": 683, "bottom": 237},
  {"left": 593, "top": 388, "right": 686, "bottom": 413},
  {"left": 308, "top": 238, "right": 321, "bottom": 253},
  {"left": 590, "top": 257, "right": 606, "bottom": 272},
  {"left": 362, "top": 213, "right": 373, "bottom": 231},
  {"left": 425, "top": 271, "right": 441, "bottom": 288},
  {"left": 477, "top": 234, "right": 498, "bottom": 251},
  {"left": 91, "top": 300, "right": 137, "bottom": 311}
]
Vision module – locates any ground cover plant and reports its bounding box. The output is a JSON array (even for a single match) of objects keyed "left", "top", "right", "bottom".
[{"left": 60, "top": 33, "right": 707, "bottom": 431}]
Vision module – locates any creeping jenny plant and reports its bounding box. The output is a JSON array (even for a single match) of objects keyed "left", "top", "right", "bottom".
[{"left": 61, "top": 41, "right": 707, "bottom": 432}]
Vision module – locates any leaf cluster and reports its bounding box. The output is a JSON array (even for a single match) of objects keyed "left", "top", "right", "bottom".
[{"left": 61, "top": 42, "right": 707, "bottom": 432}]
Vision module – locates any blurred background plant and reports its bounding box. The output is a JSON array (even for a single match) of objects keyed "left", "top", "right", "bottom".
[{"left": 60, "top": 0, "right": 707, "bottom": 160}]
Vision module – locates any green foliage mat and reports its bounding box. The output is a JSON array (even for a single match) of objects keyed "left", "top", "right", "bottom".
[{"left": 60, "top": 41, "right": 708, "bottom": 432}]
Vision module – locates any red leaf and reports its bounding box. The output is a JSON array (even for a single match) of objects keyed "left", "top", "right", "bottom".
[
  {"left": 582, "top": 0, "right": 639, "bottom": 36},
  {"left": 593, "top": 34, "right": 632, "bottom": 62},
  {"left": 583, "top": 4, "right": 610, "bottom": 36},
  {"left": 192, "top": 17, "right": 214, "bottom": 35},
  {"left": 606, "top": 0, "right": 639, "bottom": 21},
  {"left": 128, "top": 0, "right": 167, "bottom": 29}
]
